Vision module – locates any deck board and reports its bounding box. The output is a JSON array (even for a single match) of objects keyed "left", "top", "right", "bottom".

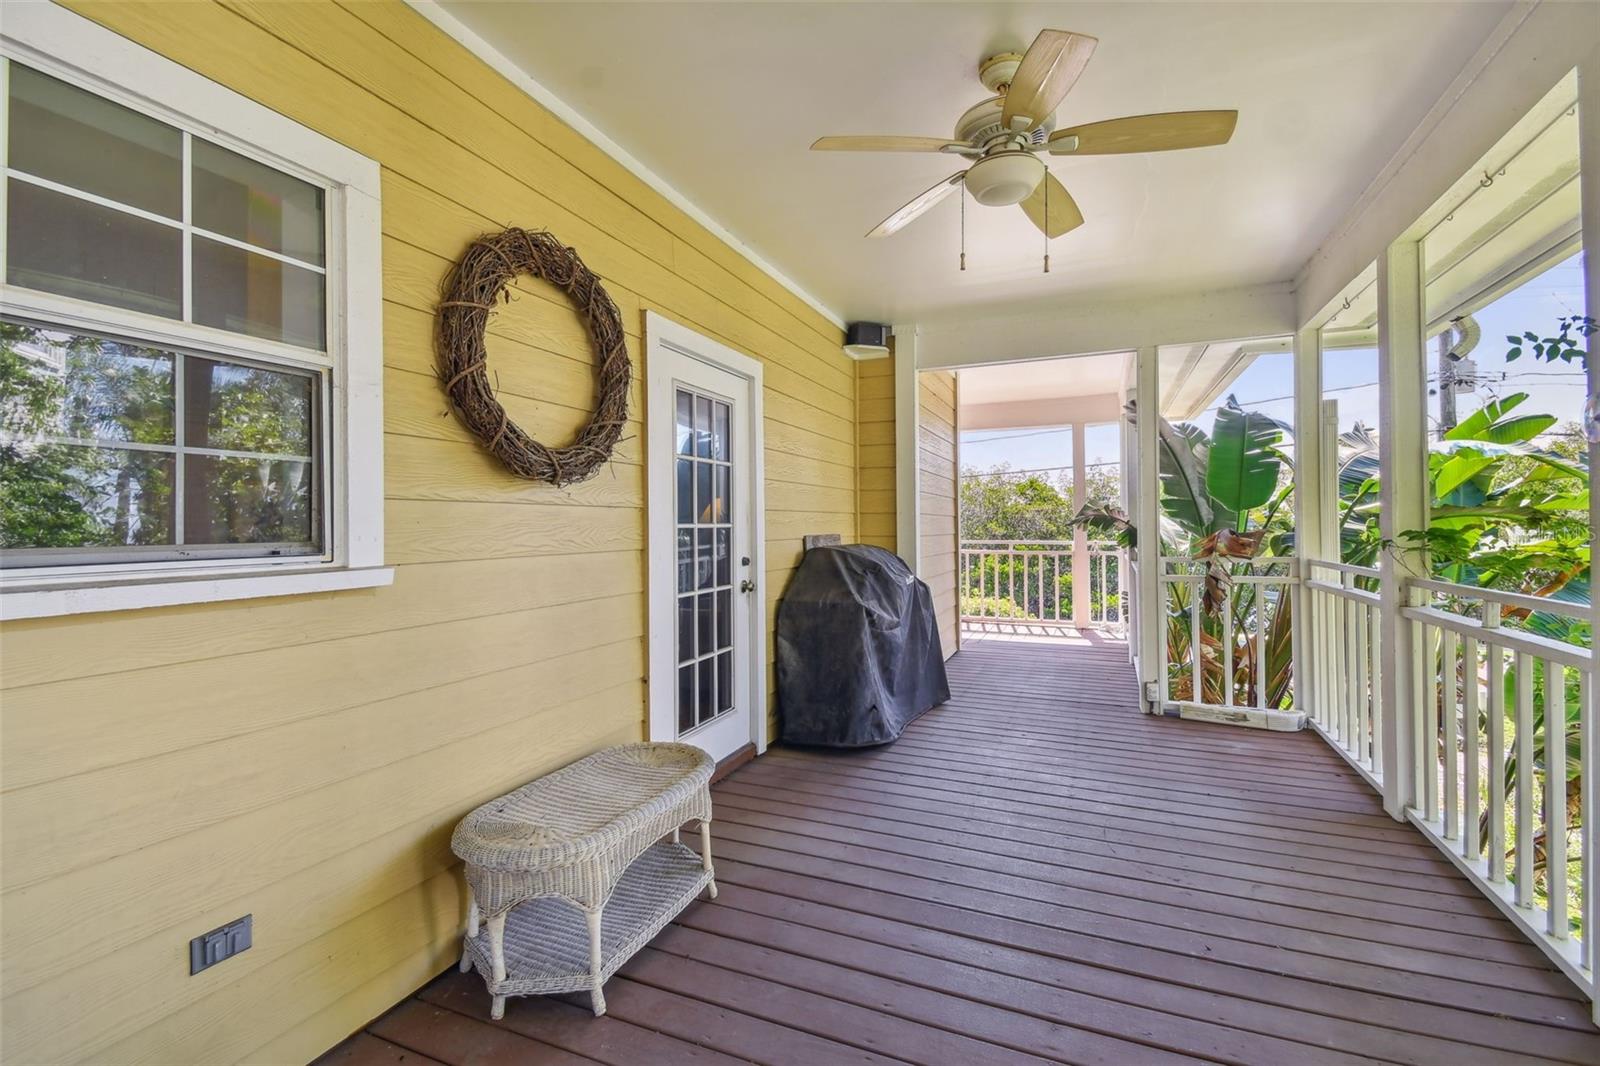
[{"left": 319, "top": 635, "right": 1600, "bottom": 1065}]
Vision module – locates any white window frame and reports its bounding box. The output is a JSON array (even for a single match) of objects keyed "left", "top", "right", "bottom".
[{"left": 0, "top": 3, "right": 388, "bottom": 619}]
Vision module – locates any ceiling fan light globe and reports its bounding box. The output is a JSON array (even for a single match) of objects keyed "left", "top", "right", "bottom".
[{"left": 964, "top": 151, "right": 1044, "bottom": 206}]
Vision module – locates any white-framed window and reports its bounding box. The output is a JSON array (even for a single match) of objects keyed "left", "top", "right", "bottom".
[{"left": 0, "top": 3, "right": 387, "bottom": 619}]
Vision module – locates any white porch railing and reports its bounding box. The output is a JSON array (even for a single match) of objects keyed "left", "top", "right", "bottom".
[
  {"left": 959, "top": 540, "right": 1126, "bottom": 629},
  {"left": 1398, "top": 578, "right": 1594, "bottom": 1000},
  {"left": 1302, "top": 560, "right": 1385, "bottom": 787},
  {"left": 1158, "top": 556, "right": 1301, "bottom": 727}
]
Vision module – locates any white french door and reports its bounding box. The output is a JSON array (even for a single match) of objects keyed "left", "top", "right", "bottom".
[{"left": 646, "top": 313, "right": 766, "bottom": 761}]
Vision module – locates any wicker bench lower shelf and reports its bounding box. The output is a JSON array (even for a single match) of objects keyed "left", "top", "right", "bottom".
[{"left": 459, "top": 840, "right": 713, "bottom": 1017}]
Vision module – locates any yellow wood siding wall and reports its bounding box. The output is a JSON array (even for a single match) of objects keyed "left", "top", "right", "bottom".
[
  {"left": 918, "top": 371, "right": 959, "bottom": 658},
  {"left": 856, "top": 348, "right": 896, "bottom": 552},
  {"left": 0, "top": 3, "right": 854, "bottom": 1062}
]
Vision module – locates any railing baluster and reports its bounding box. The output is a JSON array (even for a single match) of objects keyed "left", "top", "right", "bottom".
[
  {"left": 1581, "top": 669, "right": 1594, "bottom": 975},
  {"left": 1189, "top": 567, "right": 1202, "bottom": 704},
  {"left": 1222, "top": 579, "right": 1235, "bottom": 707},
  {"left": 1354, "top": 592, "right": 1369, "bottom": 764},
  {"left": 1546, "top": 658, "right": 1567, "bottom": 938},
  {"left": 1514, "top": 650, "right": 1535, "bottom": 907},
  {"left": 1341, "top": 590, "right": 1355, "bottom": 747},
  {"left": 1487, "top": 620, "right": 1507, "bottom": 883},
  {"left": 1463, "top": 634, "right": 1481, "bottom": 862},
  {"left": 1423, "top": 621, "right": 1440, "bottom": 823},
  {"left": 1442, "top": 629, "right": 1459, "bottom": 841},
  {"left": 1369, "top": 599, "right": 1383, "bottom": 775},
  {"left": 1255, "top": 583, "right": 1268, "bottom": 709}
]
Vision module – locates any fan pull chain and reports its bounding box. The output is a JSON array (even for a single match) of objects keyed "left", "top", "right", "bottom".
[
  {"left": 959, "top": 182, "right": 966, "bottom": 271},
  {"left": 1042, "top": 167, "right": 1051, "bottom": 274}
]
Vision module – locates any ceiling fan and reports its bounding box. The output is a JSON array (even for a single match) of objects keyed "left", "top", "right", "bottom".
[{"left": 812, "top": 29, "right": 1238, "bottom": 241}]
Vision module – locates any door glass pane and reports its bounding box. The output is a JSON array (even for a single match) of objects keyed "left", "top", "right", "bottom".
[
  {"left": 695, "top": 462, "right": 712, "bottom": 524},
  {"left": 696, "top": 528, "right": 714, "bottom": 589},
  {"left": 191, "top": 139, "right": 324, "bottom": 266},
  {"left": 716, "top": 650, "right": 732, "bottom": 713},
  {"left": 192, "top": 236, "right": 325, "bottom": 350},
  {"left": 6, "top": 64, "right": 182, "bottom": 219},
  {"left": 714, "top": 528, "right": 730, "bottom": 586},
  {"left": 182, "top": 455, "right": 315, "bottom": 547},
  {"left": 0, "top": 444, "right": 174, "bottom": 549},
  {"left": 183, "top": 357, "right": 314, "bottom": 455},
  {"left": 716, "top": 589, "right": 731, "bottom": 650},
  {"left": 695, "top": 395, "right": 712, "bottom": 458},
  {"left": 713, "top": 466, "right": 730, "bottom": 526},
  {"left": 675, "top": 459, "right": 693, "bottom": 525},
  {"left": 712, "top": 401, "right": 730, "bottom": 461},
  {"left": 676, "top": 528, "right": 693, "bottom": 593},
  {"left": 6, "top": 179, "right": 181, "bottom": 318},
  {"left": 696, "top": 655, "right": 714, "bottom": 724},
  {"left": 675, "top": 390, "right": 693, "bottom": 456},
  {"left": 696, "top": 591, "right": 713, "bottom": 661},
  {"left": 677, "top": 663, "right": 695, "bottom": 733},
  {"left": 677, "top": 593, "right": 694, "bottom": 661}
]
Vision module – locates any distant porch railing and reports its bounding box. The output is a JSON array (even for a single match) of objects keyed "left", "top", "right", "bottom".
[{"left": 959, "top": 540, "right": 1126, "bottom": 630}]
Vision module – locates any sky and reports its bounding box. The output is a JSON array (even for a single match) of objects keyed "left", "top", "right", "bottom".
[{"left": 958, "top": 250, "right": 1588, "bottom": 478}]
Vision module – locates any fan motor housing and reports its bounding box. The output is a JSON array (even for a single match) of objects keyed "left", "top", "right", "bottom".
[
  {"left": 964, "top": 151, "right": 1044, "bottom": 206},
  {"left": 954, "top": 96, "right": 1054, "bottom": 147}
]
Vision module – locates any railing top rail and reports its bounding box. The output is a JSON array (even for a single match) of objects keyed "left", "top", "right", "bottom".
[
  {"left": 1161, "top": 571, "right": 1300, "bottom": 585},
  {"left": 1305, "top": 578, "right": 1381, "bottom": 604},
  {"left": 1402, "top": 604, "right": 1591, "bottom": 669},
  {"left": 1411, "top": 576, "right": 1591, "bottom": 622},
  {"left": 960, "top": 540, "right": 1121, "bottom": 551},
  {"left": 1306, "top": 559, "right": 1381, "bottom": 578},
  {"left": 1159, "top": 555, "right": 1296, "bottom": 569}
]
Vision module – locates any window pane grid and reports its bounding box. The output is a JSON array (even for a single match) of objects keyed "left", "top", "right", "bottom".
[
  {"left": 673, "top": 387, "right": 736, "bottom": 734},
  {"left": 3, "top": 62, "right": 330, "bottom": 353}
]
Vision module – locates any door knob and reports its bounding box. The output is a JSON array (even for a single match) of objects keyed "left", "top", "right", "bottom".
[{"left": 740, "top": 579, "right": 757, "bottom": 594}]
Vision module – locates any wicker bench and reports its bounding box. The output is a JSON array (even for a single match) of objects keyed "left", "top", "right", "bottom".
[{"left": 450, "top": 743, "right": 717, "bottom": 1019}]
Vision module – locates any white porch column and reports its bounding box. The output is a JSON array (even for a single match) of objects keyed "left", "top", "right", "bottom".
[
  {"left": 892, "top": 326, "right": 921, "bottom": 573},
  {"left": 1578, "top": 45, "right": 1599, "bottom": 1026},
  {"left": 1134, "top": 346, "right": 1162, "bottom": 713},
  {"left": 1291, "top": 327, "right": 1324, "bottom": 724},
  {"left": 1376, "top": 240, "right": 1429, "bottom": 821},
  {"left": 1071, "top": 421, "right": 1091, "bottom": 627}
]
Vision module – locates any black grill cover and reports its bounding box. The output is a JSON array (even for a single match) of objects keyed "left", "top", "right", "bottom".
[{"left": 777, "top": 545, "right": 950, "bottom": 747}]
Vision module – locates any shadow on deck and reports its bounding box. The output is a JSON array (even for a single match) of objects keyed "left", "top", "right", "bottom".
[{"left": 321, "top": 638, "right": 1599, "bottom": 1065}]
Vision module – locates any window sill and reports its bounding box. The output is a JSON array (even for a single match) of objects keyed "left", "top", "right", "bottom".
[{"left": 0, "top": 566, "right": 395, "bottom": 621}]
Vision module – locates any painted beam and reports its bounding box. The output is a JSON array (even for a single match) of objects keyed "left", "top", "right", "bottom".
[
  {"left": 913, "top": 283, "right": 1295, "bottom": 371},
  {"left": 959, "top": 393, "right": 1123, "bottom": 432}
]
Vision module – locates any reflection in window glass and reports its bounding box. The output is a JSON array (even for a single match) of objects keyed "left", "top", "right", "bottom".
[
  {"left": 6, "top": 179, "right": 183, "bottom": 318},
  {"left": 191, "top": 139, "right": 324, "bottom": 266},
  {"left": 6, "top": 64, "right": 182, "bottom": 219},
  {"left": 0, "top": 318, "right": 320, "bottom": 563},
  {"left": 1321, "top": 342, "right": 1381, "bottom": 565},
  {"left": 191, "top": 236, "right": 326, "bottom": 350},
  {"left": 183, "top": 357, "right": 313, "bottom": 455}
]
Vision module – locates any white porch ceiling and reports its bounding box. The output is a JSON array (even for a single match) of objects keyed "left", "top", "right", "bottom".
[{"left": 438, "top": 1, "right": 1514, "bottom": 325}]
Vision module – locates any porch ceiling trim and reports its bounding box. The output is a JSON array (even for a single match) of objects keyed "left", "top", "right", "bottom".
[
  {"left": 1294, "top": 1, "right": 1597, "bottom": 328},
  {"left": 908, "top": 282, "right": 1295, "bottom": 372},
  {"left": 403, "top": 0, "right": 846, "bottom": 330},
  {"left": 959, "top": 393, "right": 1124, "bottom": 432}
]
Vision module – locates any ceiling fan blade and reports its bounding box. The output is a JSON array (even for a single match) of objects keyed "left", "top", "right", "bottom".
[
  {"left": 867, "top": 172, "right": 966, "bottom": 238},
  {"left": 1049, "top": 110, "right": 1238, "bottom": 155},
  {"left": 1000, "top": 29, "right": 1098, "bottom": 133},
  {"left": 1018, "top": 171, "right": 1084, "bottom": 239},
  {"left": 812, "top": 135, "right": 967, "bottom": 153}
]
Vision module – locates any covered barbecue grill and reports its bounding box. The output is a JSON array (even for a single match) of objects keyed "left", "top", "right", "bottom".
[{"left": 776, "top": 544, "right": 950, "bottom": 747}]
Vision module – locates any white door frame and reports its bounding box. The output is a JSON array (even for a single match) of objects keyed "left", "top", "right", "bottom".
[{"left": 645, "top": 311, "right": 768, "bottom": 756}]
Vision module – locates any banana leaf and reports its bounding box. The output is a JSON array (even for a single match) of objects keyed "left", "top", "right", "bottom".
[
  {"left": 1206, "top": 404, "right": 1282, "bottom": 531},
  {"left": 1158, "top": 419, "right": 1214, "bottom": 537}
]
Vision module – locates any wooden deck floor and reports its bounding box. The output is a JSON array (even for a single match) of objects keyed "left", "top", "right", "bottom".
[{"left": 320, "top": 636, "right": 1600, "bottom": 1066}]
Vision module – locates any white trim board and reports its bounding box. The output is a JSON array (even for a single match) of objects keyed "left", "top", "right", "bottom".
[
  {"left": 406, "top": 0, "right": 844, "bottom": 332},
  {"left": 643, "top": 311, "right": 769, "bottom": 757}
]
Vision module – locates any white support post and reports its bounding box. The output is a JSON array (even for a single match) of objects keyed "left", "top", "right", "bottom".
[
  {"left": 1071, "top": 421, "right": 1091, "bottom": 628},
  {"left": 1134, "top": 346, "right": 1162, "bottom": 713},
  {"left": 1376, "top": 239, "right": 1429, "bottom": 821},
  {"left": 892, "top": 326, "right": 922, "bottom": 572},
  {"left": 1578, "top": 43, "right": 1599, "bottom": 1027},
  {"left": 1291, "top": 327, "right": 1324, "bottom": 720}
]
